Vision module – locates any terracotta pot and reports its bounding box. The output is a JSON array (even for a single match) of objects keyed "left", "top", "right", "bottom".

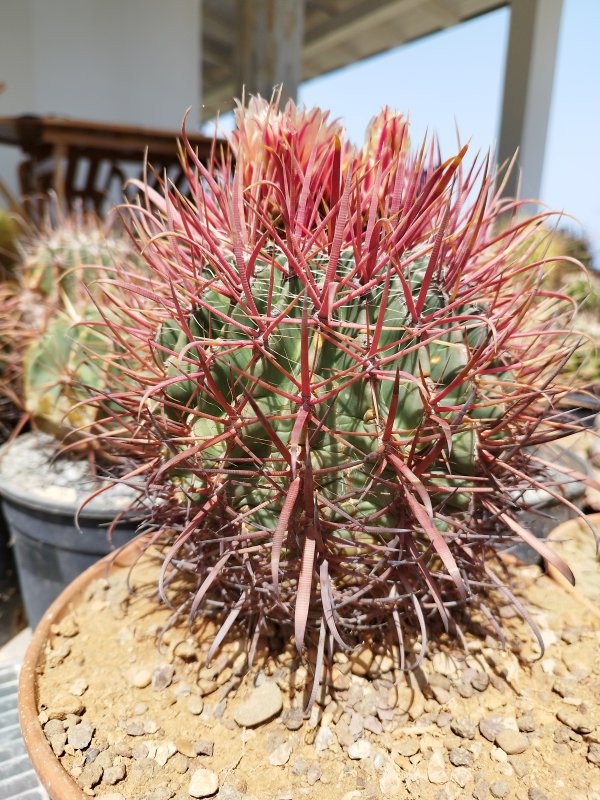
[{"left": 18, "top": 536, "right": 147, "bottom": 800}]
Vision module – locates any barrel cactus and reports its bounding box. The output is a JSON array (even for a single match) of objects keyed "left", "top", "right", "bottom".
[{"left": 91, "top": 98, "right": 590, "bottom": 675}]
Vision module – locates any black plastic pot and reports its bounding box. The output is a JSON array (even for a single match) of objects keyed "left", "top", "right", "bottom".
[
  {"left": 511, "top": 445, "right": 591, "bottom": 564},
  {"left": 0, "top": 487, "right": 139, "bottom": 628},
  {"left": 0, "top": 504, "right": 25, "bottom": 645},
  {"left": 0, "top": 433, "right": 141, "bottom": 628}
]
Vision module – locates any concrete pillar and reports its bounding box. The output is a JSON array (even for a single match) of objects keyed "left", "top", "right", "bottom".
[
  {"left": 498, "top": 0, "right": 564, "bottom": 200},
  {"left": 235, "top": 0, "right": 304, "bottom": 104}
]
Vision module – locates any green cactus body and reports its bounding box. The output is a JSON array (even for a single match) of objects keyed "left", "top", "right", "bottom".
[
  {"left": 152, "top": 248, "right": 507, "bottom": 561},
  {"left": 23, "top": 309, "right": 110, "bottom": 436}
]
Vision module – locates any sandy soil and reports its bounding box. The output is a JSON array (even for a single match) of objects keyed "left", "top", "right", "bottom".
[{"left": 35, "top": 517, "right": 600, "bottom": 800}]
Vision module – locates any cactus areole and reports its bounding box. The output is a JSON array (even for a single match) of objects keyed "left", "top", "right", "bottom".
[{"left": 94, "top": 98, "right": 591, "bottom": 673}]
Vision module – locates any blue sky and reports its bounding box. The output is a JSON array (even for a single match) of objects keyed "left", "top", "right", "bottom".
[{"left": 298, "top": 1, "right": 599, "bottom": 264}]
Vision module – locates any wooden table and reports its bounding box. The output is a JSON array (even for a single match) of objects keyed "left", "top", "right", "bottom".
[{"left": 0, "top": 115, "right": 221, "bottom": 216}]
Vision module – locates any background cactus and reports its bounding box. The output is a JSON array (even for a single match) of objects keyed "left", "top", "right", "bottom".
[
  {"left": 88, "top": 99, "right": 593, "bottom": 675},
  {"left": 0, "top": 206, "right": 136, "bottom": 442}
]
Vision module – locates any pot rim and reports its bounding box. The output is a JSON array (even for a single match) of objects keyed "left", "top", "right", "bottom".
[
  {"left": 18, "top": 536, "right": 148, "bottom": 800},
  {"left": 0, "top": 432, "right": 143, "bottom": 518}
]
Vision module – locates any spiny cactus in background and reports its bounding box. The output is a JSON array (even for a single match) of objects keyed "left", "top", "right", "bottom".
[
  {"left": 0, "top": 206, "right": 136, "bottom": 441},
  {"left": 0, "top": 207, "right": 20, "bottom": 280},
  {"left": 533, "top": 228, "right": 599, "bottom": 387},
  {"left": 18, "top": 205, "right": 133, "bottom": 303},
  {"left": 89, "top": 99, "right": 593, "bottom": 678}
]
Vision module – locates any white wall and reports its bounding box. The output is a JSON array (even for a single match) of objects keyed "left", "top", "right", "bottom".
[{"left": 0, "top": 0, "right": 202, "bottom": 198}]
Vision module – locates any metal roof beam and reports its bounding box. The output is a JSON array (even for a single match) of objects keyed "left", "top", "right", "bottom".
[
  {"left": 304, "top": 0, "right": 422, "bottom": 55},
  {"left": 498, "top": 0, "right": 564, "bottom": 200}
]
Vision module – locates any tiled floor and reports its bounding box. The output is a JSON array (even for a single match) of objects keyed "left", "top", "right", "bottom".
[
  {"left": 0, "top": 657, "right": 48, "bottom": 800},
  {"left": 0, "top": 629, "right": 32, "bottom": 667}
]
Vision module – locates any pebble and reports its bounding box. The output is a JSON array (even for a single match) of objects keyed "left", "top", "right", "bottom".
[
  {"left": 103, "top": 764, "right": 126, "bottom": 785},
  {"left": 77, "top": 762, "right": 103, "bottom": 788},
  {"left": 449, "top": 747, "right": 473, "bottom": 767},
  {"left": 479, "top": 717, "right": 505, "bottom": 743},
  {"left": 397, "top": 738, "right": 420, "bottom": 758},
  {"left": 187, "top": 696, "right": 204, "bottom": 715},
  {"left": 188, "top": 768, "right": 219, "bottom": 798},
  {"left": 588, "top": 744, "right": 600, "bottom": 765},
  {"left": 455, "top": 682, "right": 474, "bottom": 699},
  {"left": 429, "top": 673, "right": 452, "bottom": 690},
  {"left": 84, "top": 747, "right": 100, "bottom": 764},
  {"left": 490, "top": 780, "right": 510, "bottom": 798},
  {"left": 171, "top": 754, "right": 189, "bottom": 774},
  {"left": 43, "top": 719, "right": 65, "bottom": 736},
  {"left": 68, "top": 678, "right": 88, "bottom": 697},
  {"left": 47, "top": 640, "right": 71, "bottom": 668},
  {"left": 331, "top": 667, "right": 351, "bottom": 691},
  {"left": 175, "top": 641, "right": 198, "bottom": 661},
  {"left": 175, "top": 739, "right": 197, "bottom": 758},
  {"left": 195, "top": 740, "right": 215, "bottom": 757},
  {"left": 306, "top": 761, "right": 322, "bottom": 785},
  {"left": 214, "top": 700, "right": 227, "bottom": 719},
  {"left": 348, "top": 739, "right": 372, "bottom": 759},
  {"left": 349, "top": 712, "right": 364, "bottom": 738},
  {"left": 155, "top": 741, "right": 177, "bottom": 766},
  {"left": 509, "top": 755, "right": 527, "bottom": 779},
  {"left": 96, "top": 750, "right": 115, "bottom": 769},
  {"left": 471, "top": 672, "right": 490, "bottom": 692},
  {"left": 349, "top": 647, "right": 373, "bottom": 677},
  {"left": 363, "top": 714, "right": 382, "bottom": 735},
  {"left": 314, "top": 726, "right": 336, "bottom": 753},
  {"left": 451, "top": 767, "right": 471, "bottom": 788},
  {"left": 427, "top": 750, "right": 448, "bottom": 784},
  {"left": 553, "top": 677, "right": 577, "bottom": 698},
  {"left": 125, "top": 719, "right": 145, "bottom": 737},
  {"left": 269, "top": 742, "right": 292, "bottom": 766},
  {"left": 100, "top": 795, "right": 125, "bottom": 800},
  {"left": 67, "top": 722, "right": 95, "bottom": 750},
  {"left": 432, "top": 653, "right": 459, "bottom": 677},
  {"left": 556, "top": 709, "right": 595, "bottom": 734},
  {"left": 450, "top": 718, "right": 476, "bottom": 739},
  {"left": 491, "top": 746, "right": 508, "bottom": 763},
  {"left": 561, "top": 628, "right": 580, "bottom": 644},
  {"left": 292, "top": 757, "right": 308, "bottom": 776},
  {"left": 131, "top": 669, "right": 152, "bottom": 689},
  {"left": 52, "top": 617, "right": 79, "bottom": 637},
  {"left": 134, "top": 702, "right": 148, "bottom": 715},
  {"left": 379, "top": 760, "right": 404, "bottom": 795},
  {"left": 144, "top": 788, "right": 174, "bottom": 800},
  {"left": 233, "top": 681, "right": 283, "bottom": 728},
  {"left": 472, "top": 780, "right": 488, "bottom": 800},
  {"left": 132, "top": 744, "right": 149, "bottom": 760},
  {"left": 49, "top": 732, "right": 67, "bottom": 756},
  {"left": 47, "top": 696, "right": 84, "bottom": 719},
  {"left": 144, "top": 719, "right": 159, "bottom": 734},
  {"left": 129, "top": 757, "right": 156, "bottom": 783},
  {"left": 495, "top": 730, "right": 528, "bottom": 755},
  {"left": 432, "top": 686, "right": 451, "bottom": 704},
  {"left": 517, "top": 713, "right": 536, "bottom": 733},
  {"left": 152, "top": 664, "right": 174, "bottom": 691},
  {"left": 218, "top": 786, "right": 244, "bottom": 800},
  {"left": 528, "top": 790, "right": 549, "bottom": 800}
]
